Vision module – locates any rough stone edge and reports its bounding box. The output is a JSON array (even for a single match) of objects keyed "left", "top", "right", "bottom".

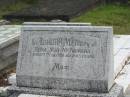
[
  {"left": 0, "top": 34, "right": 19, "bottom": 49},
  {"left": 0, "top": 25, "right": 21, "bottom": 49},
  {"left": 8, "top": 84, "right": 124, "bottom": 97},
  {"left": 23, "top": 22, "right": 91, "bottom": 26},
  {"left": 0, "top": 53, "right": 17, "bottom": 71}
]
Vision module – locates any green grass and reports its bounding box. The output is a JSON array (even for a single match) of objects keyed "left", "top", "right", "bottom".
[{"left": 71, "top": 4, "right": 130, "bottom": 34}]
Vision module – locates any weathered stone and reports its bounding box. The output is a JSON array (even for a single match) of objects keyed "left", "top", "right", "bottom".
[
  {"left": 0, "top": 25, "right": 20, "bottom": 49},
  {"left": 0, "top": 20, "right": 10, "bottom": 25},
  {"left": 23, "top": 22, "right": 91, "bottom": 26},
  {"left": 8, "top": 73, "right": 16, "bottom": 85},
  {"left": 0, "top": 87, "right": 8, "bottom": 97},
  {"left": 0, "top": 25, "right": 20, "bottom": 71},
  {"left": 17, "top": 25, "right": 114, "bottom": 93},
  {"left": 114, "top": 35, "right": 130, "bottom": 78},
  {"left": 0, "top": 54, "right": 17, "bottom": 70},
  {"left": 0, "top": 42, "right": 18, "bottom": 59},
  {"left": 115, "top": 61, "right": 130, "bottom": 96},
  {"left": 8, "top": 84, "right": 124, "bottom": 97},
  {"left": 0, "top": 43, "right": 18, "bottom": 70},
  {"left": 125, "top": 84, "right": 130, "bottom": 97}
]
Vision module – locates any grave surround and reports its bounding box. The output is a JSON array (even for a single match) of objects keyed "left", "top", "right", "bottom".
[
  {"left": 7, "top": 23, "right": 124, "bottom": 97},
  {"left": 0, "top": 25, "right": 20, "bottom": 71}
]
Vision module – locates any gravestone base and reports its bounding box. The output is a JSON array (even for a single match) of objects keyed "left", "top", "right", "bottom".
[{"left": 8, "top": 84, "right": 124, "bottom": 97}]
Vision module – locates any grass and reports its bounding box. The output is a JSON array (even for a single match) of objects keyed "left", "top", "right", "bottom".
[{"left": 71, "top": 4, "right": 130, "bottom": 34}]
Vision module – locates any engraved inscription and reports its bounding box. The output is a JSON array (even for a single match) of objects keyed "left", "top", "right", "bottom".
[
  {"left": 23, "top": 32, "right": 104, "bottom": 79},
  {"left": 32, "top": 37, "right": 91, "bottom": 46},
  {"left": 16, "top": 27, "right": 110, "bottom": 81},
  {"left": 31, "top": 36, "right": 98, "bottom": 59},
  {"left": 52, "top": 63, "right": 70, "bottom": 71}
]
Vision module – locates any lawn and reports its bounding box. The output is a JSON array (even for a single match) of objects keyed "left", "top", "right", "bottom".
[{"left": 71, "top": 4, "right": 130, "bottom": 35}]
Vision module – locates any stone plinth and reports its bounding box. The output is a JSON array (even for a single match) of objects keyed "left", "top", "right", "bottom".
[{"left": 8, "top": 84, "right": 124, "bottom": 97}]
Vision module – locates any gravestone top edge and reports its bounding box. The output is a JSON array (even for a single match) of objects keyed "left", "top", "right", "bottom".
[
  {"left": 23, "top": 22, "right": 91, "bottom": 25},
  {"left": 22, "top": 26, "right": 113, "bottom": 32}
]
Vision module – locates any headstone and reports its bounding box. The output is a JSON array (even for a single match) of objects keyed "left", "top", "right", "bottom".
[
  {"left": 8, "top": 24, "right": 124, "bottom": 97},
  {"left": 16, "top": 25, "right": 114, "bottom": 93}
]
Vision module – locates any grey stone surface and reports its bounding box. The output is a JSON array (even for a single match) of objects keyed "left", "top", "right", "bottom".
[
  {"left": 8, "top": 73, "right": 16, "bottom": 85},
  {"left": 9, "top": 93, "right": 20, "bottom": 97},
  {"left": 125, "top": 84, "right": 130, "bottom": 97},
  {"left": 0, "top": 25, "right": 20, "bottom": 49},
  {"left": 0, "top": 48, "right": 17, "bottom": 70},
  {"left": 0, "top": 25, "right": 20, "bottom": 70},
  {"left": 17, "top": 25, "right": 114, "bottom": 93},
  {"left": 8, "top": 84, "right": 124, "bottom": 97},
  {"left": 0, "top": 20, "right": 10, "bottom": 25},
  {"left": 0, "top": 54, "right": 17, "bottom": 70},
  {"left": 0, "top": 87, "right": 8, "bottom": 97},
  {"left": 0, "top": 42, "right": 18, "bottom": 59},
  {"left": 23, "top": 22, "right": 91, "bottom": 26},
  {"left": 0, "top": 48, "right": 18, "bottom": 71},
  {"left": 115, "top": 61, "right": 130, "bottom": 96},
  {"left": 114, "top": 35, "right": 130, "bottom": 78},
  {"left": 17, "top": 94, "right": 48, "bottom": 97}
]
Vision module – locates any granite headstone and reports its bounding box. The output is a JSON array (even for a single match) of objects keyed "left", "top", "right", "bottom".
[{"left": 16, "top": 25, "right": 114, "bottom": 93}]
